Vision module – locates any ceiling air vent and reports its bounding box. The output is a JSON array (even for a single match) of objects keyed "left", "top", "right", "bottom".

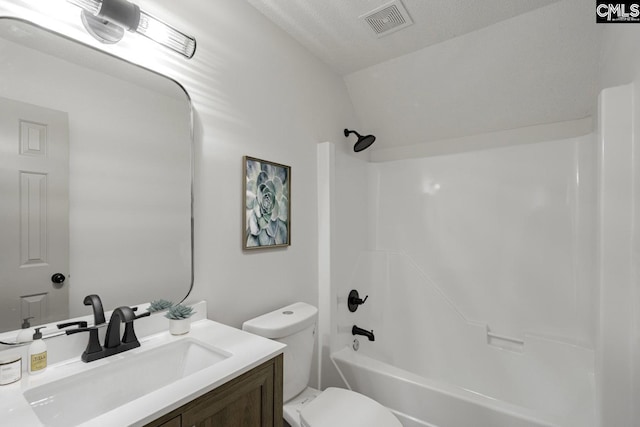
[{"left": 361, "top": 0, "right": 413, "bottom": 37}]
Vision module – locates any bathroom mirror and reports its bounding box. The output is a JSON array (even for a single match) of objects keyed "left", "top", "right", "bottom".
[{"left": 0, "top": 18, "right": 193, "bottom": 334}]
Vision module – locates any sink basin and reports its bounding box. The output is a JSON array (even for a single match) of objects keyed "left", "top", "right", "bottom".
[{"left": 24, "top": 338, "right": 230, "bottom": 427}]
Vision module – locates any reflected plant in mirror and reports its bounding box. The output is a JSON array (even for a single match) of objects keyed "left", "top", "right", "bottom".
[
  {"left": 147, "top": 299, "right": 173, "bottom": 313},
  {"left": 0, "top": 19, "right": 193, "bottom": 335}
]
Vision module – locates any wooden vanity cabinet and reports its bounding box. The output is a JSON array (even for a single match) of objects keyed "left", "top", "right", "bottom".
[{"left": 145, "top": 354, "right": 283, "bottom": 427}]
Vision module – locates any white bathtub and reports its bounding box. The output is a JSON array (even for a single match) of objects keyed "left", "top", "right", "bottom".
[
  {"left": 330, "top": 251, "right": 596, "bottom": 427},
  {"left": 331, "top": 347, "right": 579, "bottom": 427}
]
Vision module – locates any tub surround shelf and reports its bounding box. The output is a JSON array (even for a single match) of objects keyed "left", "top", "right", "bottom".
[
  {"left": 0, "top": 307, "right": 285, "bottom": 427},
  {"left": 486, "top": 331, "right": 524, "bottom": 345},
  {"left": 486, "top": 328, "right": 525, "bottom": 352}
]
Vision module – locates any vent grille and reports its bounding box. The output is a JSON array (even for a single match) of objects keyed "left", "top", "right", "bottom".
[{"left": 361, "top": 0, "right": 413, "bottom": 37}]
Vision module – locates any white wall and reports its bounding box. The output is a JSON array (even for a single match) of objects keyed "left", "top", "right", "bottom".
[
  {"left": 344, "top": 0, "right": 600, "bottom": 151},
  {"left": 0, "top": 0, "right": 359, "bottom": 334},
  {"left": 596, "top": 24, "right": 640, "bottom": 427},
  {"left": 595, "top": 83, "right": 635, "bottom": 427},
  {"left": 167, "top": 0, "right": 360, "bottom": 329},
  {"left": 600, "top": 25, "right": 640, "bottom": 89}
]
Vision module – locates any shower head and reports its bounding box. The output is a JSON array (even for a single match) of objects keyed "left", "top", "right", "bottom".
[{"left": 344, "top": 129, "right": 376, "bottom": 152}]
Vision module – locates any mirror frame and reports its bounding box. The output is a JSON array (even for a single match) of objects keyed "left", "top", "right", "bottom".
[{"left": 0, "top": 17, "right": 194, "bottom": 342}]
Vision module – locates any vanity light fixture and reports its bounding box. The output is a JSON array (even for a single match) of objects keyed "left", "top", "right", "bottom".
[{"left": 67, "top": 0, "right": 196, "bottom": 58}]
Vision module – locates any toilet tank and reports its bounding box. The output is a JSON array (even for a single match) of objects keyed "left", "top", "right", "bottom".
[{"left": 242, "top": 302, "right": 318, "bottom": 402}]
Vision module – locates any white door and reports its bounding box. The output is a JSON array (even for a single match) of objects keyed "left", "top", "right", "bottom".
[{"left": 0, "top": 96, "right": 69, "bottom": 332}]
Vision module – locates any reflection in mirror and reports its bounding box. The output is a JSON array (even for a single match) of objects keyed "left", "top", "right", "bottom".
[{"left": 0, "top": 19, "right": 193, "bottom": 334}]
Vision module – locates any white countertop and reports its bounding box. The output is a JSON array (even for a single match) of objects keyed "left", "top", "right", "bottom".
[{"left": 0, "top": 316, "right": 285, "bottom": 426}]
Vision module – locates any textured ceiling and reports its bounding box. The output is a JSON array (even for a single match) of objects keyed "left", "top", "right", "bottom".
[
  {"left": 247, "top": 0, "right": 561, "bottom": 75},
  {"left": 247, "top": 0, "right": 601, "bottom": 151}
]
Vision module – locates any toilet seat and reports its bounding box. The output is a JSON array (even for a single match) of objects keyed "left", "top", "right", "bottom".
[{"left": 299, "top": 387, "right": 401, "bottom": 427}]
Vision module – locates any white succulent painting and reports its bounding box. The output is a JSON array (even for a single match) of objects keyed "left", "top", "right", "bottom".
[{"left": 244, "top": 157, "right": 290, "bottom": 249}]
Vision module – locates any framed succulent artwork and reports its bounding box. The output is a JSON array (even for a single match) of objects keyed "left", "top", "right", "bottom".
[{"left": 243, "top": 156, "right": 291, "bottom": 250}]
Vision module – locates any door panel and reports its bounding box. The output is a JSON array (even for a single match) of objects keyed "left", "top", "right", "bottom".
[{"left": 0, "top": 96, "right": 69, "bottom": 330}]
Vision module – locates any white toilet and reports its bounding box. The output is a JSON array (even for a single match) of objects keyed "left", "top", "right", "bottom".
[{"left": 242, "top": 302, "right": 402, "bottom": 427}]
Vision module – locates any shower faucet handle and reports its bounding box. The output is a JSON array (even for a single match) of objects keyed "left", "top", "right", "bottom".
[
  {"left": 354, "top": 294, "right": 368, "bottom": 304},
  {"left": 348, "top": 289, "right": 369, "bottom": 312}
]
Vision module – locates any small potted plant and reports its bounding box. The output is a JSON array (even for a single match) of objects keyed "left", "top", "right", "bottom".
[{"left": 165, "top": 303, "right": 196, "bottom": 335}]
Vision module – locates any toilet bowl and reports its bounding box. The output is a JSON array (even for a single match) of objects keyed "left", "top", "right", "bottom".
[
  {"left": 242, "top": 302, "right": 401, "bottom": 427},
  {"left": 285, "top": 386, "right": 401, "bottom": 427}
]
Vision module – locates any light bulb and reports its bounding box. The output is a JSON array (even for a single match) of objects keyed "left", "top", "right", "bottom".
[
  {"left": 136, "top": 11, "right": 196, "bottom": 59},
  {"left": 66, "top": 0, "right": 196, "bottom": 58},
  {"left": 67, "top": 0, "right": 102, "bottom": 15}
]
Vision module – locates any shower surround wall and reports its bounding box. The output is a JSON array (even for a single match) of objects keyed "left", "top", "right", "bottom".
[
  {"left": 326, "top": 131, "right": 598, "bottom": 426},
  {"left": 368, "top": 136, "right": 597, "bottom": 345}
]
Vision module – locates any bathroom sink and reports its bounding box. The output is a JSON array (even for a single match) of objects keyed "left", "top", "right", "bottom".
[{"left": 23, "top": 338, "right": 230, "bottom": 427}]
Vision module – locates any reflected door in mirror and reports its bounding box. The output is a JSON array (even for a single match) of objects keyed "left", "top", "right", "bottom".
[{"left": 0, "top": 96, "right": 70, "bottom": 330}]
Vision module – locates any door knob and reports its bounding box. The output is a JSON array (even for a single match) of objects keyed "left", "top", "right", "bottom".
[{"left": 51, "top": 273, "right": 66, "bottom": 284}]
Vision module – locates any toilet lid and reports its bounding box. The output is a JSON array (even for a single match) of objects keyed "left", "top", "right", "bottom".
[{"left": 300, "top": 387, "right": 401, "bottom": 427}]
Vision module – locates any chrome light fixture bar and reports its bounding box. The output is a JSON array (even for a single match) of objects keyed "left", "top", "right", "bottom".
[{"left": 67, "top": 0, "right": 196, "bottom": 59}]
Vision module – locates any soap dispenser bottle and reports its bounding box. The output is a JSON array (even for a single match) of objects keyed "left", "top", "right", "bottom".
[
  {"left": 28, "top": 327, "right": 47, "bottom": 375},
  {"left": 16, "top": 316, "right": 35, "bottom": 343}
]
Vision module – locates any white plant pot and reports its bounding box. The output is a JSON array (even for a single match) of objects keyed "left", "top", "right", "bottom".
[{"left": 169, "top": 318, "right": 191, "bottom": 335}]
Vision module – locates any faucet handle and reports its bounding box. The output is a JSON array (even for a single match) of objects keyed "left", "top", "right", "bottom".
[
  {"left": 348, "top": 290, "right": 369, "bottom": 312},
  {"left": 66, "top": 327, "right": 103, "bottom": 362},
  {"left": 122, "top": 311, "right": 150, "bottom": 345},
  {"left": 57, "top": 320, "right": 88, "bottom": 329},
  {"left": 134, "top": 311, "right": 150, "bottom": 321}
]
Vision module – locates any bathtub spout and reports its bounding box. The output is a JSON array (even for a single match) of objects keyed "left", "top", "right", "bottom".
[{"left": 352, "top": 325, "right": 375, "bottom": 341}]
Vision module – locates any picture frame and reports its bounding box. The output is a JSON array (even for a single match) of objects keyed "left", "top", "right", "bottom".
[{"left": 243, "top": 156, "right": 291, "bottom": 250}]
